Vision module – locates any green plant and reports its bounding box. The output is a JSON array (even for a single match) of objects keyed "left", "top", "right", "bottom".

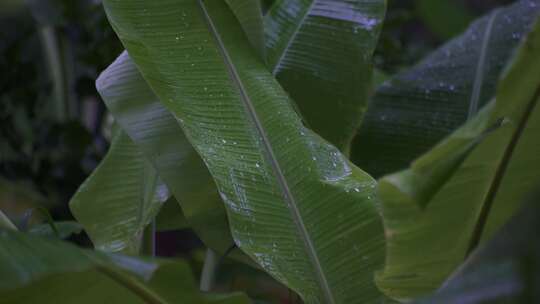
[{"left": 1, "top": 0, "right": 539, "bottom": 303}]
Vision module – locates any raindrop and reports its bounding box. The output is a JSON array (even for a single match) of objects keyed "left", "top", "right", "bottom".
[{"left": 501, "top": 117, "right": 513, "bottom": 126}]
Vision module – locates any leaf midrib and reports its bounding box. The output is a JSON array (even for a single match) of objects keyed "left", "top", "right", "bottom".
[
  {"left": 196, "top": 1, "right": 335, "bottom": 303},
  {"left": 269, "top": 0, "right": 317, "bottom": 75},
  {"left": 96, "top": 266, "right": 166, "bottom": 304},
  {"left": 79, "top": 250, "right": 166, "bottom": 304},
  {"left": 466, "top": 85, "right": 540, "bottom": 256},
  {"left": 468, "top": 9, "right": 499, "bottom": 119}
]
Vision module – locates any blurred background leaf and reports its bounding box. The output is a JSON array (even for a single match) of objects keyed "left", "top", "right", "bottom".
[
  {"left": 417, "top": 190, "right": 540, "bottom": 303},
  {"left": 0, "top": 230, "right": 250, "bottom": 304},
  {"left": 415, "top": 0, "right": 474, "bottom": 40},
  {"left": 375, "top": 13, "right": 540, "bottom": 299},
  {"left": 354, "top": 0, "right": 539, "bottom": 178}
]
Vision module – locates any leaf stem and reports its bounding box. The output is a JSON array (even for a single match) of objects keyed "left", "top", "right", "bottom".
[
  {"left": 37, "top": 26, "right": 68, "bottom": 122},
  {"left": 200, "top": 248, "right": 218, "bottom": 292},
  {"left": 466, "top": 85, "right": 540, "bottom": 256},
  {"left": 95, "top": 265, "right": 166, "bottom": 304},
  {"left": 0, "top": 210, "right": 17, "bottom": 231}
]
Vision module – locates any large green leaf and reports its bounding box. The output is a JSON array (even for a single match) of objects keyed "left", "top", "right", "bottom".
[
  {"left": 225, "top": 0, "right": 265, "bottom": 58},
  {"left": 0, "top": 230, "right": 249, "bottom": 304},
  {"left": 418, "top": 193, "right": 540, "bottom": 304},
  {"left": 97, "top": 51, "right": 241, "bottom": 258},
  {"left": 352, "top": 0, "right": 540, "bottom": 178},
  {"left": 69, "top": 130, "right": 168, "bottom": 254},
  {"left": 265, "top": 0, "right": 386, "bottom": 153},
  {"left": 103, "top": 1, "right": 384, "bottom": 303},
  {"left": 375, "top": 16, "right": 540, "bottom": 300}
]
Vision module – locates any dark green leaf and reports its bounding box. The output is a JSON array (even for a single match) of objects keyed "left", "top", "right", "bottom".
[
  {"left": 226, "top": 0, "right": 265, "bottom": 58},
  {"left": 0, "top": 230, "right": 250, "bottom": 304},
  {"left": 353, "top": 0, "right": 540, "bottom": 178},
  {"left": 155, "top": 197, "right": 188, "bottom": 232},
  {"left": 28, "top": 221, "right": 82, "bottom": 239},
  {"left": 375, "top": 16, "right": 540, "bottom": 300},
  {"left": 415, "top": 0, "right": 473, "bottom": 39},
  {"left": 265, "top": 0, "right": 386, "bottom": 153},
  {"left": 417, "top": 192, "right": 540, "bottom": 303}
]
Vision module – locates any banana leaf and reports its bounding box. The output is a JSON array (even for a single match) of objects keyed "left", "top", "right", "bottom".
[
  {"left": 375, "top": 16, "right": 540, "bottom": 300},
  {"left": 155, "top": 197, "right": 188, "bottom": 232},
  {"left": 418, "top": 192, "right": 540, "bottom": 303},
  {"left": 225, "top": 0, "right": 265, "bottom": 58},
  {"left": 352, "top": 0, "right": 540, "bottom": 178},
  {"left": 0, "top": 230, "right": 249, "bottom": 304},
  {"left": 265, "top": 0, "right": 386, "bottom": 153},
  {"left": 28, "top": 221, "right": 82, "bottom": 239},
  {"left": 70, "top": 130, "right": 168, "bottom": 254},
  {"left": 97, "top": 51, "right": 243, "bottom": 259},
  {"left": 102, "top": 1, "right": 384, "bottom": 303}
]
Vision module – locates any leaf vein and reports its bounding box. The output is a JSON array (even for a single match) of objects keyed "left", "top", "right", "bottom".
[{"left": 196, "top": 1, "right": 335, "bottom": 302}]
